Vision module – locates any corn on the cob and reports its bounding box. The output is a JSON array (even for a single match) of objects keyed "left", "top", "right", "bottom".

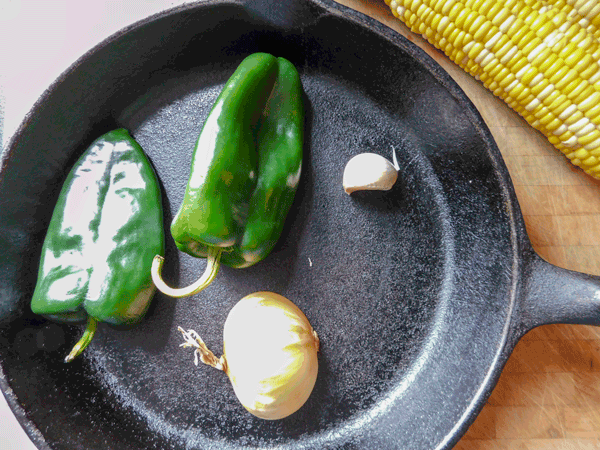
[{"left": 385, "top": 0, "right": 600, "bottom": 179}]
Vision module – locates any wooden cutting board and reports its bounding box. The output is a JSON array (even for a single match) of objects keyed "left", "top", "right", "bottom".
[{"left": 335, "top": 1, "right": 600, "bottom": 448}]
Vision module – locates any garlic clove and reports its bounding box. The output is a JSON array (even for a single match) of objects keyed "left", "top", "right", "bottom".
[{"left": 342, "top": 152, "right": 398, "bottom": 194}]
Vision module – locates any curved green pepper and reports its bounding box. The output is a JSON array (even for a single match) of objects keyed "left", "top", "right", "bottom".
[
  {"left": 152, "top": 53, "right": 304, "bottom": 297},
  {"left": 31, "top": 129, "right": 164, "bottom": 362}
]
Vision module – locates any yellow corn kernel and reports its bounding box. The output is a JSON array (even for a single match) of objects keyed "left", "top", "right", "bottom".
[
  {"left": 579, "top": 62, "right": 599, "bottom": 80},
  {"left": 467, "top": 14, "right": 486, "bottom": 34},
  {"left": 548, "top": 135, "right": 562, "bottom": 146},
  {"left": 567, "top": 79, "right": 592, "bottom": 102},
  {"left": 581, "top": 155, "right": 599, "bottom": 166},
  {"left": 522, "top": 36, "right": 544, "bottom": 56},
  {"left": 430, "top": 13, "right": 444, "bottom": 30},
  {"left": 536, "top": 18, "right": 558, "bottom": 39},
  {"left": 476, "top": 0, "right": 494, "bottom": 16},
  {"left": 442, "top": 20, "right": 457, "bottom": 38},
  {"left": 574, "top": 148, "right": 590, "bottom": 160},
  {"left": 511, "top": 56, "right": 529, "bottom": 74},
  {"left": 474, "top": 20, "right": 494, "bottom": 40},
  {"left": 557, "top": 130, "right": 576, "bottom": 143},
  {"left": 491, "top": 9, "right": 512, "bottom": 28},
  {"left": 441, "top": 0, "right": 456, "bottom": 14},
  {"left": 531, "top": 78, "right": 551, "bottom": 96},
  {"left": 548, "top": 64, "right": 572, "bottom": 85},
  {"left": 555, "top": 68, "right": 579, "bottom": 91},
  {"left": 545, "top": 117, "right": 564, "bottom": 130},
  {"left": 447, "top": 2, "right": 463, "bottom": 21},
  {"left": 538, "top": 53, "right": 560, "bottom": 73},
  {"left": 578, "top": 129, "right": 600, "bottom": 146},
  {"left": 564, "top": 110, "right": 586, "bottom": 126},
  {"left": 584, "top": 102, "right": 600, "bottom": 120},
  {"left": 517, "top": 5, "right": 534, "bottom": 23},
  {"left": 573, "top": 53, "right": 594, "bottom": 72},
  {"left": 454, "top": 7, "right": 471, "bottom": 29},
  {"left": 565, "top": 47, "right": 588, "bottom": 67}
]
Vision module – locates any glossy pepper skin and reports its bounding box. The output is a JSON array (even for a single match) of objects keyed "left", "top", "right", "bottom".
[
  {"left": 171, "top": 53, "right": 304, "bottom": 269},
  {"left": 31, "top": 129, "right": 164, "bottom": 359}
]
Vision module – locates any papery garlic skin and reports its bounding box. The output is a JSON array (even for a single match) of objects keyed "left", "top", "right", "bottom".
[{"left": 223, "top": 291, "right": 319, "bottom": 420}]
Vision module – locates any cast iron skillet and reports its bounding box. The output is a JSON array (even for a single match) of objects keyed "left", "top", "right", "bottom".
[{"left": 1, "top": 1, "right": 600, "bottom": 449}]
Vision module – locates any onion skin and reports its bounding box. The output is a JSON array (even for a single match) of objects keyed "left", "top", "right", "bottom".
[{"left": 223, "top": 291, "right": 319, "bottom": 420}]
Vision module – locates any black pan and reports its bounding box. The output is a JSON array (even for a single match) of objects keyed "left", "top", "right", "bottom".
[{"left": 1, "top": 1, "right": 599, "bottom": 449}]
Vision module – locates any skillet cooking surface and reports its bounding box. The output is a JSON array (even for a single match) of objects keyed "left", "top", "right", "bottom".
[{"left": 0, "top": 1, "right": 521, "bottom": 449}]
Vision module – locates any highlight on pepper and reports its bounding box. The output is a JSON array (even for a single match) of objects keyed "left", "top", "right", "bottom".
[
  {"left": 30, "top": 129, "right": 165, "bottom": 362},
  {"left": 152, "top": 53, "right": 304, "bottom": 298}
]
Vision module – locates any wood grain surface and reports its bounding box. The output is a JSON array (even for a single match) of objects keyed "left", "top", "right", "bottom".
[{"left": 335, "top": 1, "right": 600, "bottom": 448}]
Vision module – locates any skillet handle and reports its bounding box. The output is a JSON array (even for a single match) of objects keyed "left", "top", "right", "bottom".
[{"left": 520, "top": 253, "right": 600, "bottom": 332}]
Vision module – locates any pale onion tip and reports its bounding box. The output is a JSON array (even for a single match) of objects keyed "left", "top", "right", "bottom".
[{"left": 342, "top": 153, "right": 398, "bottom": 194}]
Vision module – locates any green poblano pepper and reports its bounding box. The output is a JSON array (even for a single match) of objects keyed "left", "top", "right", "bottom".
[
  {"left": 152, "top": 53, "right": 304, "bottom": 298},
  {"left": 31, "top": 129, "right": 165, "bottom": 362}
]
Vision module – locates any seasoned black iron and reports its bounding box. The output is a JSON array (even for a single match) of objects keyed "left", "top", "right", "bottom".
[{"left": 1, "top": 1, "right": 599, "bottom": 449}]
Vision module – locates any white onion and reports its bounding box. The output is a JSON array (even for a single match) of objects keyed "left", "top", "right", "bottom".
[{"left": 179, "top": 291, "right": 319, "bottom": 420}]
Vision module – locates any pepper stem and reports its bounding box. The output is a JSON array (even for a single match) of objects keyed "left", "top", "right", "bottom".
[
  {"left": 64, "top": 316, "right": 98, "bottom": 363},
  {"left": 177, "top": 326, "right": 227, "bottom": 372},
  {"left": 151, "top": 247, "right": 222, "bottom": 298}
]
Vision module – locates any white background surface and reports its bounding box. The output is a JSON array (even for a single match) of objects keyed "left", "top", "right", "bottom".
[{"left": 0, "top": 1, "right": 190, "bottom": 448}]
